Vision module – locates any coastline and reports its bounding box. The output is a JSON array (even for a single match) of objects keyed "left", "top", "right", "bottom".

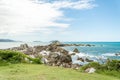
[{"left": 1, "top": 41, "right": 119, "bottom": 69}]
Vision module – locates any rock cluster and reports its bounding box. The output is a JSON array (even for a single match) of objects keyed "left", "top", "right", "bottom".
[
  {"left": 7, "top": 43, "right": 72, "bottom": 68},
  {"left": 57, "top": 44, "right": 95, "bottom": 47},
  {"left": 49, "top": 40, "right": 95, "bottom": 47},
  {"left": 6, "top": 42, "right": 94, "bottom": 69}
]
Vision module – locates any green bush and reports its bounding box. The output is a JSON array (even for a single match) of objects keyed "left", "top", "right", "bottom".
[
  {"left": 104, "top": 59, "right": 120, "bottom": 71},
  {"left": 0, "top": 50, "right": 27, "bottom": 63},
  {"left": 27, "top": 56, "right": 42, "bottom": 64},
  {"left": 80, "top": 60, "right": 120, "bottom": 78},
  {"left": 80, "top": 62, "right": 100, "bottom": 72},
  {"left": 0, "top": 50, "right": 42, "bottom": 64}
]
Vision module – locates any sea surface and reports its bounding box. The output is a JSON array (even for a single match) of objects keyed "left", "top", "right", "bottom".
[
  {"left": 63, "top": 42, "right": 120, "bottom": 60},
  {"left": 0, "top": 42, "right": 120, "bottom": 60}
]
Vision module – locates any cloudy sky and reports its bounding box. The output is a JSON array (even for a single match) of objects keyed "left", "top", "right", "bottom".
[{"left": 0, "top": 0, "right": 120, "bottom": 42}]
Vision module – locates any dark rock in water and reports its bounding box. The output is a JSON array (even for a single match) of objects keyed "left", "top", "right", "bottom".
[
  {"left": 77, "top": 58, "right": 84, "bottom": 62},
  {"left": 85, "top": 58, "right": 93, "bottom": 62},
  {"left": 115, "top": 53, "right": 120, "bottom": 56},
  {"left": 73, "top": 48, "right": 80, "bottom": 53}
]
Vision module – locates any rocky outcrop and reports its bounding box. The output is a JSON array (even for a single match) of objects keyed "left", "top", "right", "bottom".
[
  {"left": 49, "top": 40, "right": 95, "bottom": 47},
  {"left": 7, "top": 43, "right": 72, "bottom": 68},
  {"left": 57, "top": 44, "right": 95, "bottom": 47},
  {"left": 6, "top": 43, "right": 94, "bottom": 68}
]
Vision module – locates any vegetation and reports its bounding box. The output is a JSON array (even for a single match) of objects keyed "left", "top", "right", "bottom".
[
  {"left": 0, "top": 50, "right": 120, "bottom": 80},
  {"left": 0, "top": 64, "right": 119, "bottom": 80},
  {"left": 80, "top": 60, "right": 120, "bottom": 78},
  {"left": 0, "top": 50, "right": 42, "bottom": 65}
]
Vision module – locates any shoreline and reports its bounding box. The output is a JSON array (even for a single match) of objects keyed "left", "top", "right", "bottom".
[
  {"left": 0, "top": 42, "right": 110, "bottom": 68},
  {"left": 0, "top": 42, "right": 120, "bottom": 71}
]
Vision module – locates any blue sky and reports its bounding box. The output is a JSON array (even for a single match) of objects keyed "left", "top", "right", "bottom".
[{"left": 0, "top": 0, "right": 120, "bottom": 42}]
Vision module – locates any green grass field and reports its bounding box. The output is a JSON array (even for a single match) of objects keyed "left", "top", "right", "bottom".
[{"left": 0, "top": 64, "right": 119, "bottom": 80}]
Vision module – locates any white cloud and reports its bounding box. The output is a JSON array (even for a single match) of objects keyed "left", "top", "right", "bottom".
[
  {"left": 49, "top": 0, "right": 96, "bottom": 9},
  {"left": 0, "top": 0, "right": 96, "bottom": 35}
]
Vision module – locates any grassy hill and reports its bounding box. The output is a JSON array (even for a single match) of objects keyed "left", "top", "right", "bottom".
[{"left": 0, "top": 64, "right": 119, "bottom": 80}]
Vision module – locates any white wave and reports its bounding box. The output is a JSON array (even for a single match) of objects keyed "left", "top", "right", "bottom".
[{"left": 102, "top": 53, "right": 117, "bottom": 56}]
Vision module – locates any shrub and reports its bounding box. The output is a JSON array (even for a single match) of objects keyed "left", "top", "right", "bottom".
[
  {"left": 0, "top": 50, "right": 42, "bottom": 64},
  {"left": 104, "top": 59, "right": 120, "bottom": 71},
  {"left": 80, "top": 62, "right": 100, "bottom": 72},
  {"left": 0, "top": 50, "right": 27, "bottom": 63},
  {"left": 27, "top": 56, "right": 42, "bottom": 64},
  {"left": 80, "top": 59, "right": 120, "bottom": 78}
]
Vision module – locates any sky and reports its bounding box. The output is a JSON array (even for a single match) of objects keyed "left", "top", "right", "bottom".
[{"left": 0, "top": 0, "right": 120, "bottom": 42}]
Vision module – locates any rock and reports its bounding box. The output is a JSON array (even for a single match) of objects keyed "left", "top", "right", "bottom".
[
  {"left": 73, "top": 48, "right": 80, "bottom": 53},
  {"left": 39, "top": 50, "right": 50, "bottom": 56},
  {"left": 4, "top": 43, "right": 73, "bottom": 68},
  {"left": 85, "top": 58, "right": 93, "bottom": 62},
  {"left": 85, "top": 67, "right": 96, "bottom": 73},
  {"left": 77, "top": 58, "right": 84, "bottom": 62},
  {"left": 20, "top": 47, "right": 33, "bottom": 55},
  {"left": 115, "top": 53, "right": 120, "bottom": 56},
  {"left": 20, "top": 44, "right": 29, "bottom": 49},
  {"left": 50, "top": 40, "right": 61, "bottom": 46},
  {"left": 69, "top": 51, "right": 76, "bottom": 55},
  {"left": 46, "top": 52, "right": 72, "bottom": 68},
  {"left": 72, "top": 64, "right": 81, "bottom": 70},
  {"left": 41, "top": 57, "right": 48, "bottom": 64}
]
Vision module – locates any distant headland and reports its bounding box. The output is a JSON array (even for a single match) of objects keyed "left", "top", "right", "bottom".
[{"left": 0, "top": 39, "right": 22, "bottom": 42}]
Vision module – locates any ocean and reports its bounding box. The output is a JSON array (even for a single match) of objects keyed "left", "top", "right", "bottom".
[
  {"left": 0, "top": 42, "right": 120, "bottom": 60},
  {"left": 63, "top": 42, "right": 120, "bottom": 60}
]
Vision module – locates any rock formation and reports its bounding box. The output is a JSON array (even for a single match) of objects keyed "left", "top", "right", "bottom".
[{"left": 6, "top": 42, "right": 95, "bottom": 68}]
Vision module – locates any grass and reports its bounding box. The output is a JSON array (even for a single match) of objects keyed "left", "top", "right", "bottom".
[{"left": 0, "top": 64, "right": 119, "bottom": 80}]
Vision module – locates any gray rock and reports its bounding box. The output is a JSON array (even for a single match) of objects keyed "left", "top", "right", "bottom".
[
  {"left": 85, "top": 67, "right": 96, "bottom": 73},
  {"left": 20, "top": 44, "right": 29, "bottom": 49},
  {"left": 73, "top": 48, "right": 80, "bottom": 53}
]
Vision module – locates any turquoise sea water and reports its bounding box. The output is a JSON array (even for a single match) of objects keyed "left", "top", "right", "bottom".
[
  {"left": 0, "top": 42, "right": 120, "bottom": 60},
  {"left": 63, "top": 42, "right": 120, "bottom": 60}
]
